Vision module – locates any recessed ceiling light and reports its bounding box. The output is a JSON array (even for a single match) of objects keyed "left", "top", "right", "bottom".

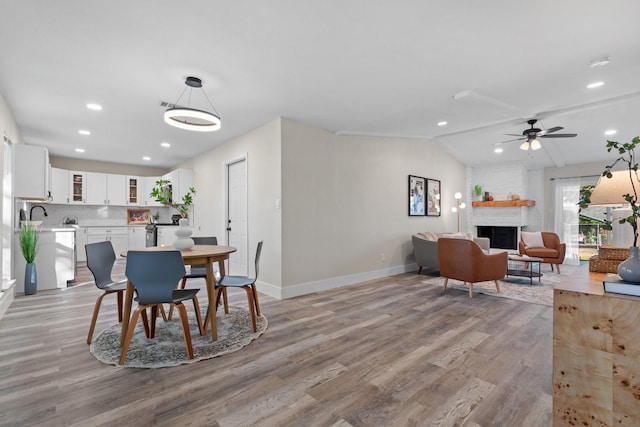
[
  {"left": 78, "top": 130, "right": 91, "bottom": 135},
  {"left": 587, "top": 81, "right": 604, "bottom": 89},
  {"left": 142, "top": 156, "right": 151, "bottom": 161},
  {"left": 160, "top": 142, "right": 171, "bottom": 148},
  {"left": 86, "top": 103, "right": 102, "bottom": 111},
  {"left": 494, "top": 147, "right": 503, "bottom": 153},
  {"left": 75, "top": 148, "right": 85, "bottom": 153},
  {"left": 605, "top": 129, "right": 617, "bottom": 136},
  {"left": 437, "top": 121, "right": 448, "bottom": 126}
]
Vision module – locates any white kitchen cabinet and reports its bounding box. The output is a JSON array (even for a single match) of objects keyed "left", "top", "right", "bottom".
[
  {"left": 13, "top": 144, "right": 50, "bottom": 200},
  {"left": 162, "top": 169, "right": 194, "bottom": 203},
  {"left": 126, "top": 176, "right": 141, "bottom": 205},
  {"left": 156, "top": 226, "right": 177, "bottom": 247},
  {"left": 76, "top": 227, "right": 88, "bottom": 262},
  {"left": 142, "top": 176, "right": 163, "bottom": 207},
  {"left": 87, "top": 172, "right": 127, "bottom": 205},
  {"left": 69, "top": 171, "right": 87, "bottom": 204},
  {"left": 50, "top": 167, "right": 69, "bottom": 204},
  {"left": 87, "top": 227, "right": 128, "bottom": 258},
  {"left": 128, "top": 226, "right": 146, "bottom": 249}
]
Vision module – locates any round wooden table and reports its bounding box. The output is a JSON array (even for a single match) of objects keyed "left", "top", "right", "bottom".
[{"left": 120, "top": 245, "right": 237, "bottom": 344}]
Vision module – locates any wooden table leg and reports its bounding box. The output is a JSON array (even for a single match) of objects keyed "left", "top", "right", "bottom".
[
  {"left": 206, "top": 260, "right": 218, "bottom": 341},
  {"left": 218, "top": 259, "right": 229, "bottom": 313},
  {"left": 120, "top": 280, "right": 135, "bottom": 347}
]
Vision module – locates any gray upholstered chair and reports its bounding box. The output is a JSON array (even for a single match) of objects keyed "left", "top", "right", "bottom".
[{"left": 119, "top": 250, "right": 203, "bottom": 365}]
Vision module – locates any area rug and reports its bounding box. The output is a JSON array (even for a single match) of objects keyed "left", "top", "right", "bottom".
[
  {"left": 421, "top": 264, "right": 579, "bottom": 306},
  {"left": 90, "top": 306, "right": 268, "bottom": 368}
]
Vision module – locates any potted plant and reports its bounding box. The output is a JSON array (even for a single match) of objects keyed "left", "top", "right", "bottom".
[
  {"left": 149, "top": 179, "right": 196, "bottom": 218},
  {"left": 473, "top": 185, "right": 483, "bottom": 201},
  {"left": 580, "top": 136, "right": 640, "bottom": 281},
  {"left": 20, "top": 222, "right": 38, "bottom": 295}
]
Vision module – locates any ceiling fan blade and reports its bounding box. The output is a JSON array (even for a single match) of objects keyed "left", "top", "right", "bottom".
[
  {"left": 537, "top": 126, "right": 564, "bottom": 136},
  {"left": 494, "top": 137, "right": 525, "bottom": 146},
  {"left": 540, "top": 133, "right": 577, "bottom": 138},
  {"left": 504, "top": 133, "right": 523, "bottom": 137}
]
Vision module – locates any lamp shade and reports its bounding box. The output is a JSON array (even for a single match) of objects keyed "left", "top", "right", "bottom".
[{"left": 589, "top": 170, "right": 640, "bottom": 206}]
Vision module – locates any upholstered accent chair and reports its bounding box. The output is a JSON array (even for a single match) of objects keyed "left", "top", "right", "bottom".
[
  {"left": 437, "top": 238, "right": 507, "bottom": 298},
  {"left": 519, "top": 231, "right": 566, "bottom": 274}
]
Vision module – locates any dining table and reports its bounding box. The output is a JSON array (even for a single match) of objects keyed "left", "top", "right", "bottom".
[{"left": 119, "top": 245, "right": 237, "bottom": 344}]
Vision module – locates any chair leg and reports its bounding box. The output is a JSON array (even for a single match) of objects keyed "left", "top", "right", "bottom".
[
  {"left": 468, "top": 282, "right": 473, "bottom": 298},
  {"left": 494, "top": 280, "right": 501, "bottom": 293},
  {"left": 87, "top": 292, "right": 108, "bottom": 344},
  {"left": 418, "top": 266, "right": 423, "bottom": 275},
  {"left": 119, "top": 308, "right": 143, "bottom": 365},
  {"left": 176, "top": 303, "right": 195, "bottom": 359},
  {"left": 192, "top": 296, "right": 204, "bottom": 336},
  {"left": 251, "top": 284, "right": 261, "bottom": 316},
  {"left": 141, "top": 308, "right": 151, "bottom": 338},
  {"left": 169, "top": 277, "right": 189, "bottom": 320},
  {"left": 242, "top": 286, "right": 258, "bottom": 332},
  {"left": 443, "top": 277, "right": 449, "bottom": 291},
  {"left": 150, "top": 306, "right": 159, "bottom": 338},
  {"left": 222, "top": 288, "right": 229, "bottom": 314},
  {"left": 556, "top": 264, "right": 561, "bottom": 274},
  {"left": 116, "top": 291, "right": 123, "bottom": 322}
]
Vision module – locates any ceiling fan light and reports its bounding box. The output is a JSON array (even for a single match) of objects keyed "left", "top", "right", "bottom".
[
  {"left": 520, "top": 141, "right": 530, "bottom": 151},
  {"left": 530, "top": 139, "right": 541, "bottom": 150}
]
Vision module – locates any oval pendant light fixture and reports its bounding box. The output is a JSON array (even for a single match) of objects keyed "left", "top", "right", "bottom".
[{"left": 164, "top": 76, "right": 221, "bottom": 132}]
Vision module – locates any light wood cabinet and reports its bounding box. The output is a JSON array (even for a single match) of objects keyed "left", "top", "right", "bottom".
[{"left": 553, "top": 270, "right": 640, "bottom": 425}]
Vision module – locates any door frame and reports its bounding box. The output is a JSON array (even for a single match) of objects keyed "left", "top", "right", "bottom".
[{"left": 224, "top": 153, "right": 249, "bottom": 275}]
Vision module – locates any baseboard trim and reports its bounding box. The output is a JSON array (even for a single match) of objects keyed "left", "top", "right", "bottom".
[{"left": 256, "top": 263, "right": 419, "bottom": 300}]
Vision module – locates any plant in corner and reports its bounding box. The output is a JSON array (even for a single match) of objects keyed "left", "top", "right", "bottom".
[
  {"left": 150, "top": 179, "right": 196, "bottom": 218},
  {"left": 20, "top": 222, "right": 38, "bottom": 295},
  {"left": 580, "top": 136, "right": 640, "bottom": 282}
]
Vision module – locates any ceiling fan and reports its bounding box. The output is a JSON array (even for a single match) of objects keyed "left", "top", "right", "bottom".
[{"left": 496, "top": 119, "right": 578, "bottom": 151}]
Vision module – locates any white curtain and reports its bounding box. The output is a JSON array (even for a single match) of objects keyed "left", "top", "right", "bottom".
[{"left": 553, "top": 177, "right": 580, "bottom": 265}]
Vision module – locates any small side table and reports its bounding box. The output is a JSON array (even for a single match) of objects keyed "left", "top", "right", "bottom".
[{"left": 507, "top": 254, "right": 543, "bottom": 285}]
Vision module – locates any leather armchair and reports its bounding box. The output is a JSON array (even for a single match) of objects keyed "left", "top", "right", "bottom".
[
  {"left": 412, "top": 233, "right": 490, "bottom": 275},
  {"left": 437, "top": 238, "right": 507, "bottom": 298},
  {"left": 518, "top": 232, "right": 566, "bottom": 274}
]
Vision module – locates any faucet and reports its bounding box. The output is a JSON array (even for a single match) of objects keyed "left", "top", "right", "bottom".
[{"left": 29, "top": 205, "right": 48, "bottom": 221}]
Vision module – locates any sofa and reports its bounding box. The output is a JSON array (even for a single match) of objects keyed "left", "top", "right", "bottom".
[{"left": 412, "top": 231, "right": 490, "bottom": 275}]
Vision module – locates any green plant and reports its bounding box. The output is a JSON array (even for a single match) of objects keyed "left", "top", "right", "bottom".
[
  {"left": 579, "top": 136, "right": 640, "bottom": 246},
  {"left": 473, "top": 185, "right": 482, "bottom": 196},
  {"left": 20, "top": 223, "right": 38, "bottom": 263},
  {"left": 150, "top": 179, "right": 196, "bottom": 218}
]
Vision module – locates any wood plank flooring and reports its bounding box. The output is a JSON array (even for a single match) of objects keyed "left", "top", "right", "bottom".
[{"left": 0, "top": 263, "right": 554, "bottom": 426}]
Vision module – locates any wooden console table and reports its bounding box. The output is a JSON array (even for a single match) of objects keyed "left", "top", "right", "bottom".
[{"left": 553, "top": 269, "right": 640, "bottom": 425}]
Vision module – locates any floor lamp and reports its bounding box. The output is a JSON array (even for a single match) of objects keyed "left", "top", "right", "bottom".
[{"left": 452, "top": 192, "right": 466, "bottom": 232}]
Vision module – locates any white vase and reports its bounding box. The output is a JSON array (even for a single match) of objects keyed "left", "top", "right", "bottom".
[{"left": 173, "top": 218, "right": 194, "bottom": 250}]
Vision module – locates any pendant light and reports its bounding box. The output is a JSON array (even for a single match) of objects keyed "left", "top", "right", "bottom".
[{"left": 164, "top": 76, "right": 221, "bottom": 132}]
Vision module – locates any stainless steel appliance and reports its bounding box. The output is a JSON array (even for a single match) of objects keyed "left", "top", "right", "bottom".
[{"left": 145, "top": 224, "right": 156, "bottom": 247}]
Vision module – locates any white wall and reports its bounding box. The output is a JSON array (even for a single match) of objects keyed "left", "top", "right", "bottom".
[{"left": 280, "top": 119, "right": 466, "bottom": 297}]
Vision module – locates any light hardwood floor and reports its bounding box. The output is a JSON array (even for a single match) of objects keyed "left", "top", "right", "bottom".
[{"left": 0, "top": 263, "right": 554, "bottom": 426}]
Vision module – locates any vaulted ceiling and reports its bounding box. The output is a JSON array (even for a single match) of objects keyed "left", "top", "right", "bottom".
[{"left": 1, "top": 1, "right": 639, "bottom": 169}]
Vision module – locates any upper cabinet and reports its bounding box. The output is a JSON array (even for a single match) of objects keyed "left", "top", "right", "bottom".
[
  {"left": 142, "top": 176, "right": 163, "bottom": 207},
  {"left": 50, "top": 167, "right": 69, "bottom": 204},
  {"left": 86, "top": 172, "right": 127, "bottom": 205},
  {"left": 163, "top": 168, "right": 194, "bottom": 202},
  {"left": 69, "top": 171, "right": 87, "bottom": 204},
  {"left": 13, "top": 144, "right": 50, "bottom": 201}
]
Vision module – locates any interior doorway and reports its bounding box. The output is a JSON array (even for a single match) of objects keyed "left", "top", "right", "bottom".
[{"left": 226, "top": 156, "right": 248, "bottom": 276}]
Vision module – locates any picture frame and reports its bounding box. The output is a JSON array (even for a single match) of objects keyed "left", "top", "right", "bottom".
[
  {"left": 127, "top": 208, "right": 150, "bottom": 225},
  {"left": 427, "top": 178, "right": 441, "bottom": 216},
  {"left": 408, "top": 175, "right": 426, "bottom": 216}
]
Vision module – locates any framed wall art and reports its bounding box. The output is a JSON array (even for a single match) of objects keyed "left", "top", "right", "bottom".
[
  {"left": 427, "top": 178, "right": 441, "bottom": 216},
  {"left": 408, "top": 175, "right": 426, "bottom": 216},
  {"left": 127, "top": 208, "right": 150, "bottom": 225}
]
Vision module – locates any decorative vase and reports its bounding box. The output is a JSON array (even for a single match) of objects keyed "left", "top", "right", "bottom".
[
  {"left": 24, "top": 262, "right": 37, "bottom": 295},
  {"left": 173, "top": 218, "right": 194, "bottom": 250},
  {"left": 618, "top": 246, "right": 640, "bottom": 283}
]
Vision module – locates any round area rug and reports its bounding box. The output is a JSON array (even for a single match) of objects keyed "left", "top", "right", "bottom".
[{"left": 90, "top": 305, "right": 267, "bottom": 368}]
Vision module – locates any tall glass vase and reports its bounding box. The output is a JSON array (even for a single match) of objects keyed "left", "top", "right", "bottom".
[
  {"left": 24, "top": 262, "right": 37, "bottom": 295},
  {"left": 618, "top": 246, "right": 640, "bottom": 283}
]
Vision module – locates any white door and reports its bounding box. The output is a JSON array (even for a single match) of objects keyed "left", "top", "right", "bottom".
[{"left": 227, "top": 158, "right": 248, "bottom": 276}]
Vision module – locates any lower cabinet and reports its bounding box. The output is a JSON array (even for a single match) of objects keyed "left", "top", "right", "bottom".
[
  {"left": 128, "top": 226, "right": 146, "bottom": 250},
  {"left": 76, "top": 227, "right": 88, "bottom": 262},
  {"left": 156, "top": 226, "right": 177, "bottom": 247},
  {"left": 87, "top": 227, "right": 128, "bottom": 259}
]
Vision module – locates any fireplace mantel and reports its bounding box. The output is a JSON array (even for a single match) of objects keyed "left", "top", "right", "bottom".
[{"left": 472, "top": 200, "right": 535, "bottom": 207}]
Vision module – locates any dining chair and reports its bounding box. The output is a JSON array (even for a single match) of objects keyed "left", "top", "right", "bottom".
[
  {"left": 168, "top": 236, "right": 227, "bottom": 319},
  {"left": 205, "top": 241, "right": 263, "bottom": 333},
  {"left": 85, "top": 241, "right": 129, "bottom": 344},
  {"left": 119, "top": 250, "right": 204, "bottom": 365}
]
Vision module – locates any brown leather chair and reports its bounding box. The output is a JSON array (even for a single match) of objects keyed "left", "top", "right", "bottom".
[
  {"left": 518, "top": 232, "right": 566, "bottom": 274},
  {"left": 437, "top": 238, "right": 507, "bottom": 298}
]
